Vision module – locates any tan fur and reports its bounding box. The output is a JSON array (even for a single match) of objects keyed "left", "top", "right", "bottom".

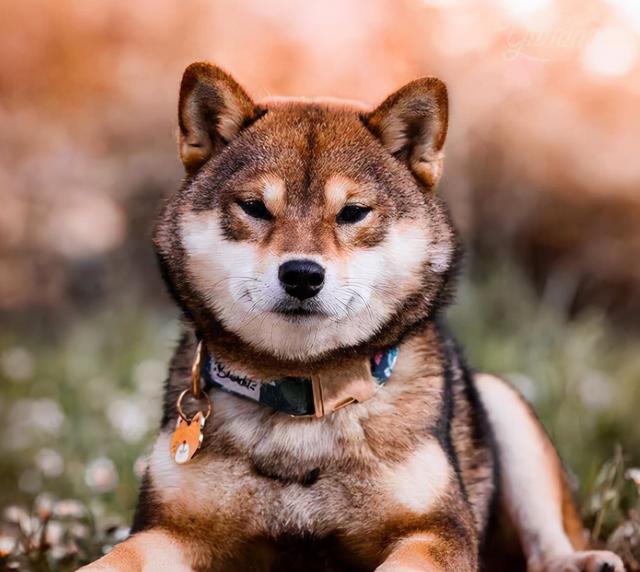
[
  {"left": 378, "top": 532, "right": 475, "bottom": 572},
  {"left": 85, "top": 328, "right": 484, "bottom": 571},
  {"left": 261, "top": 175, "right": 287, "bottom": 217},
  {"left": 178, "top": 210, "right": 437, "bottom": 360},
  {"left": 80, "top": 63, "right": 624, "bottom": 572},
  {"left": 77, "top": 530, "right": 192, "bottom": 572},
  {"left": 476, "top": 374, "right": 624, "bottom": 572}
]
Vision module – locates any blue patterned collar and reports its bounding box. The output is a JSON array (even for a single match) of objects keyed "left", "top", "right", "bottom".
[{"left": 201, "top": 347, "right": 399, "bottom": 417}]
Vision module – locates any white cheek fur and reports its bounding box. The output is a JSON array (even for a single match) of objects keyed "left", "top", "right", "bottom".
[
  {"left": 179, "top": 211, "right": 447, "bottom": 359},
  {"left": 180, "top": 212, "right": 259, "bottom": 306}
]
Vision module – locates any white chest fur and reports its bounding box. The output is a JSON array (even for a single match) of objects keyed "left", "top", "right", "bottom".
[{"left": 148, "top": 370, "right": 451, "bottom": 540}]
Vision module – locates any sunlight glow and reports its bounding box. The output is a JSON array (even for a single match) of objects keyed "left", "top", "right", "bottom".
[
  {"left": 607, "top": 0, "right": 640, "bottom": 35},
  {"left": 497, "top": 0, "right": 554, "bottom": 22},
  {"left": 582, "top": 24, "right": 638, "bottom": 77}
]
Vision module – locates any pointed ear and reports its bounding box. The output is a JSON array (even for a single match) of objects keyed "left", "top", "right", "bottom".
[
  {"left": 366, "top": 77, "right": 448, "bottom": 189},
  {"left": 178, "top": 62, "right": 258, "bottom": 173}
]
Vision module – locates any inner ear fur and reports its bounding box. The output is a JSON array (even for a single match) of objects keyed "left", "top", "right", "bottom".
[
  {"left": 366, "top": 77, "right": 448, "bottom": 190},
  {"left": 178, "top": 62, "right": 258, "bottom": 173}
]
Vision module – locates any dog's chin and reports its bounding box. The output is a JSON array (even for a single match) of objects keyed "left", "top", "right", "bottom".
[{"left": 217, "top": 296, "right": 386, "bottom": 360}]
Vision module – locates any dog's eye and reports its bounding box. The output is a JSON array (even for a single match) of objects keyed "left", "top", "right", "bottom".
[
  {"left": 236, "top": 199, "right": 273, "bottom": 221},
  {"left": 336, "top": 204, "right": 372, "bottom": 225}
]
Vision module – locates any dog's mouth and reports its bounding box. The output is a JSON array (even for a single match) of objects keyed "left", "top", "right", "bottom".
[{"left": 270, "top": 301, "right": 328, "bottom": 320}]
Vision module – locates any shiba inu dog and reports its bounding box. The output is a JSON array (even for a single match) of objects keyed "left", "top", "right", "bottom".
[{"left": 80, "top": 63, "right": 624, "bottom": 572}]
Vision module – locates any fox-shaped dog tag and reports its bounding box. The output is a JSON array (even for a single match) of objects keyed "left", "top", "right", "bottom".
[{"left": 170, "top": 412, "right": 205, "bottom": 464}]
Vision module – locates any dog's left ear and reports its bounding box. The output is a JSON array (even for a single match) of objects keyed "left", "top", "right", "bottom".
[{"left": 366, "top": 77, "right": 448, "bottom": 189}]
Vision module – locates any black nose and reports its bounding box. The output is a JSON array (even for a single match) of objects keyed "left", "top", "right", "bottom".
[{"left": 278, "top": 259, "right": 325, "bottom": 300}]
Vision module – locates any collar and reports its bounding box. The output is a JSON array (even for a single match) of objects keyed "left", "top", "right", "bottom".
[{"left": 201, "top": 346, "right": 399, "bottom": 417}]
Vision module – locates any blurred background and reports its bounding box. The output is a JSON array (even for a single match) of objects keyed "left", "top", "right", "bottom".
[{"left": 1, "top": 0, "right": 639, "bottom": 569}]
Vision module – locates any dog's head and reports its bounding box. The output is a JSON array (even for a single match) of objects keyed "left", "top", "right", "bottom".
[{"left": 155, "top": 63, "right": 457, "bottom": 361}]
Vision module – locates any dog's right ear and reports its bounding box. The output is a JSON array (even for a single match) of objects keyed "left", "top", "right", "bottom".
[
  {"left": 366, "top": 77, "right": 448, "bottom": 190},
  {"left": 178, "top": 62, "right": 258, "bottom": 174}
]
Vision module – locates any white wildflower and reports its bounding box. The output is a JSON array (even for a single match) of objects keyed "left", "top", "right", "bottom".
[
  {"left": 0, "top": 347, "right": 33, "bottom": 382},
  {"left": 34, "top": 448, "right": 64, "bottom": 478},
  {"left": 53, "top": 499, "right": 86, "bottom": 519},
  {"left": 85, "top": 457, "right": 118, "bottom": 493},
  {"left": 107, "top": 399, "right": 149, "bottom": 443}
]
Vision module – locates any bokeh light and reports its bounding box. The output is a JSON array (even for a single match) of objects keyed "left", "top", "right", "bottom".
[{"left": 1, "top": 1, "right": 639, "bottom": 568}]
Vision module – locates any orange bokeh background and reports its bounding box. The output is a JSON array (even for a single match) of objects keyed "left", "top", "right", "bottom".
[
  {"left": 1, "top": 5, "right": 640, "bottom": 558},
  {"left": 1, "top": 0, "right": 639, "bottom": 321}
]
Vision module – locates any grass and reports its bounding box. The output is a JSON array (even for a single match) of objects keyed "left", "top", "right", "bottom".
[
  {"left": 448, "top": 263, "right": 640, "bottom": 568},
  {"left": 1, "top": 263, "right": 639, "bottom": 570},
  {"left": 448, "top": 264, "right": 640, "bottom": 484}
]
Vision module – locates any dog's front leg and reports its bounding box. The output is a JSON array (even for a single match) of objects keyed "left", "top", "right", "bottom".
[
  {"left": 376, "top": 531, "right": 477, "bottom": 572},
  {"left": 77, "top": 529, "right": 195, "bottom": 572},
  {"left": 476, "top": 374, "right": 625, "bottom": 572}
]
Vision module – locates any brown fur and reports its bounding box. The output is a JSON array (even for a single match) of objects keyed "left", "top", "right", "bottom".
[
  {"left": 131, "top": 325, "right": 486, "bottom": 572},
  {"left": 154, "top": 64, "right": 457, "bottom": 366},
  {"left": 78, "top": 63, "right": 624, "bottom": 572}
]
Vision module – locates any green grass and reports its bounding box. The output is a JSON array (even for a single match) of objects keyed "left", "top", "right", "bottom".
[
  {"left": 1, "top": 263, "right": 639, "bottom": 569},
  {"left": 448, "top": 263, "right": 640, "bottom": 567},
  {"left": 0, "top": 306, "right": 179, "bottom": 519},
  {"left": 448, "top": 264, "right": 640, "bottom": 482}
]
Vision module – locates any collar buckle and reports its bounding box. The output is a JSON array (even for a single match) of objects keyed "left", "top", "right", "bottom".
[
  {"left": 310, "top": 358, "right": 377, "bottom": 418},
  {"left": 311, "top": 377, "right": 325, "bottom": 418}
]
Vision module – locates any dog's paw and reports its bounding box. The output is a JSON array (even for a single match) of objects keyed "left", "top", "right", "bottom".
[
  {"left": 76, "top": 564, "right": 119, "bottom": 572},
  {"left": 375, "top": 565, "right": 422, "bottom": 572},
  {"left": 75, "top": 557, "right": 132, "bottom": 572},
  {"left": 538, "top": 550, "right": 624, "bottom": 572}
]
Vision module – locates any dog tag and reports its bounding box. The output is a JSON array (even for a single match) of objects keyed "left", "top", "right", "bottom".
[{"left": 170, "top": 411, "right": 205, "bottom": 464}]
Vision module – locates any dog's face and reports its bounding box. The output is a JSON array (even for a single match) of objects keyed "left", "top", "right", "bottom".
[{"left": 155, "top": 63, "right": 456, "bottom": 360}]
